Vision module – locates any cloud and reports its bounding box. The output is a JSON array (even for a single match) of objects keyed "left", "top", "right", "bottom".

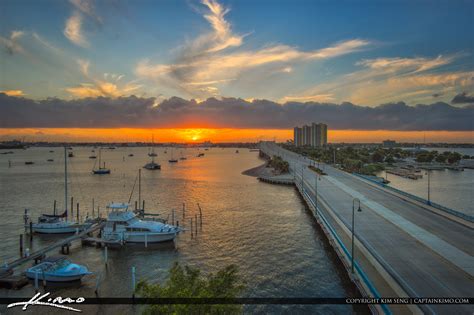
[
  {"left": 451, "top": 92, "right": 474, "bottom": 104},
  {"left": 69, "top": 0, "right": 102, "bottom": 25},
  {"left": 1, "top": 94, "right": 472, "bottom": 131},
  {"left": 0, "top": 90, "right": 25, "bottom": 97},
  {"left": 135, "top": 0, "right": 370, "bottom": 99},
  {"left": 65, "top": 59, "right": 141, "bottom": 98},
  {"left": 64, "top": 12, "right": 88, "bottom": 47},
  {"left": 285, "top": 54, "right": 473, "bottom": 106},
  {"left": 0, "top": 30, "right": 25, "bottom": 55}
]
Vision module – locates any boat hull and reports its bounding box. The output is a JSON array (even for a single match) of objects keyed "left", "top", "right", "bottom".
[
  {"left": 27, "top": 224, "right": 91, "bottom": 234},
  {"left": 25, "top": 272, "right": 87, "bottom": 282},
  {"left": 103, "top": 231, "right": 177, "bottom": 243}
]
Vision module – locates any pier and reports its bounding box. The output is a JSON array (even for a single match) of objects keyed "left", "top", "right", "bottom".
[
  {"left": 260, "top": 142, "right": 474, "bottom": 314},
  {"left": 0, "top": 222, "right": 104, "bottom": 277}
]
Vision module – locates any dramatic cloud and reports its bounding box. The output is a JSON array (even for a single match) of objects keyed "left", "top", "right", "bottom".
[
  {"left": 283, "top": 54, "right": 474, "bottom": 105},
  {"left": 135, "top": 0, "right": 370, "bottom": 99},
  {"left": 451, "top": 92, "right": 474, "bottom": 104},
  {"left": 0, "top": 90, "right": 25, "bottom": 97},
  {"left": 1, "top": 94, "right": 472, "bottom": 131},
  {"left": 65, "top": 60, "right": 142, "bottom": 98},
  {"left": 64, "top": 12, "right": 88, "bottom": 47}
]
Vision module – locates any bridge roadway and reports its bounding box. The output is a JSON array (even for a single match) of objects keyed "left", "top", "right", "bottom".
[{"left": 260, "top": 142, "right": 474, "bottom": 314}]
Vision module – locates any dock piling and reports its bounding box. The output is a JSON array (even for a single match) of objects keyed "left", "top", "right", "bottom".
[
  {"left": 53, "top": 200, "right": 56, "bottom": 216},
  {"left": 195, "top": 214, "right": 198, "bottom": 234},
  {"left": 71, "top": 197, "right": 74, "bottom": 220},
  {"left": 104, "top": 246, "right": 108, "bottom": 266},
  {"left": 172, "top": 209, "right": 175, "bottom": 226},
  {"left": 182, "top": 202, "right": 185, "bottom": 218},
  {"left": 19, "top": 234, "right": 23, "bottom": 257},
  {"left": 190, "top": 218, "right": 193, "bottom": 238},
  {"left": 95, "top": 272, "right": 101, "bottom": 296},
  {"left": 144, "top": 234, "right": 148, "bottom": 248},
  {"left": 198, "top": 203, "right": 203, "bottom": 226},
  {"left": 131, "top": 266, "right": 136, "bottom": 300},
  {"left": 34, "top": 271, "right": 39, "bottom": 292},
  {"left": 77, "top": 203, "right": 80, "bottom": 223},
  {"left": 29, "top": 222, "right": 33, "bottom": 241}
]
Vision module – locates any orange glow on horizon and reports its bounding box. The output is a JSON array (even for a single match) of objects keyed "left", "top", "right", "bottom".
[{"left": 0, "top": 128, "right": 472, "bottom": 143}]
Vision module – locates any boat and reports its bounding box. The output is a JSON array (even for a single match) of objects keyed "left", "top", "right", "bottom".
[
  {"left": 148, "top": 136, "right": 158, "bottom": 157},
  {"left": 89, "top": 155, "right": 97, "bottom": 159},
  {"left": 25, "top": 161, "right": 34, "bottom": 165},
  {"left": 26, "top": 256, "right": 92, "bottom": 282},
  {"left": 168, "top": 148, "right": 178, "bottom": 163},
  {"left": 128, "top": 153, "right": 134, "bottom": 157},
  {"left": 179, "top": 151, "right": 187, "bottom": 160},
  {"left": 47, "top": 159, "right": 54, "bottom": 162},
  {"left": 24, "top": 148, "right": 92, "bottom": 234},
  {"left": 143, "top": 144, "right": 161, "bottom": 170},
  {"left": 235, "top": 150, "right": 239, "bottom": 153},
  {"left": 49, "top": 150, "right": 54, "bottom": 153},
  {"left": 68, "top": 152, "right": 74, "bottom": 158},
  {"left": 197, "top": 153, "right": 205, "bottom": 157},
  {"left": 102, "top": 203, "right": 180, "bottom": 244},
  {"left": 92, "top": 148, "right": 111, "bottom": 174}
]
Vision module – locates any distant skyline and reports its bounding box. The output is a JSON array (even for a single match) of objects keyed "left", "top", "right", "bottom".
[{"left": 1, "top": 0, "right": 473, "bottom": 142}]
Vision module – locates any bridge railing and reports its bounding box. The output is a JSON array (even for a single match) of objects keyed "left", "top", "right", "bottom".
[{"left": 353, "top": 173, "right": 473, "bottom": 223}]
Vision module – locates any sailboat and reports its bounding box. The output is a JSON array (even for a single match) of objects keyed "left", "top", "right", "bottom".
[
  {"left": 148, "top": 136, "right": 158, "bottom": 157},
  {"left": 24, "top": 147, "right": 92, "bottom": 234},
  {"left": 144, "top": 146, "right": 161, "bottom": 170},
  {"left": 168, "top": 147, "right": 178, "bottom": 163},
  {"left": 92, "top": 148, "right": 111, "bottom": 174},
  {"left": 179, "top": 151, "right": 187, "bottom": 160}
]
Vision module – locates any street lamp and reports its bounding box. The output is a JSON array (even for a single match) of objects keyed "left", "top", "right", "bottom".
[
  {"left": 425, "top": 171, "right": 431, "bottom": 205},
  {"left": 314, "top": 174, "right": 321, "bottom": 213},
  {"left": 351, "top": 198, "right": 362, "bottom": 273}
]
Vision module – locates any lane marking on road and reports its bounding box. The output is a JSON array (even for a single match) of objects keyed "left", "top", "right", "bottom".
[{"left": 323, "top": 175, "right": 474, "bottom": 277}]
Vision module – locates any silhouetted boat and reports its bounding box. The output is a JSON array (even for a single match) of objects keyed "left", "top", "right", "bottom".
[{"left": 92, "top": 148, "right": 110, "bottom": 174}]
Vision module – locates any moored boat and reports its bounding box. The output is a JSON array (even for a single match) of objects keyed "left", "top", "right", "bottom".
[
  {"left": 26, "top": 256, "right": 92, "bottom": 282},
  {"left": 102, "top": 203, "right": 180, "bottom": 244}
]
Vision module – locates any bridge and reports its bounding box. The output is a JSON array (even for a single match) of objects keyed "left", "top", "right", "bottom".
[{"left": 260, "top": 142, "right": 474, "bottom": 314}]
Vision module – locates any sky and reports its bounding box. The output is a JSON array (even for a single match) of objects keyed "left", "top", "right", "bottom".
[{"left": 0, "top": 0, "right": 473, "bottom": 142}]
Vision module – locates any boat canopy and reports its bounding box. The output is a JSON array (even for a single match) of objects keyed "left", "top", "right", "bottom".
[{"left": 107, "top": 202, "right": 130, "bottom": 210}]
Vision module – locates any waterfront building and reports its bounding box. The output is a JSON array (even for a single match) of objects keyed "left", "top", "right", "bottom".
[{"left": 293, "top": 123, "right": 327, "bottom": 147}]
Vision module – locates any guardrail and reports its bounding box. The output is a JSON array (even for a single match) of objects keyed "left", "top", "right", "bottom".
[
  {"left": 353, "top": 173, "right": 473, "bottom": 223},
  {"left": 296, "top": 180, "right": 392, "bottom": 315}
]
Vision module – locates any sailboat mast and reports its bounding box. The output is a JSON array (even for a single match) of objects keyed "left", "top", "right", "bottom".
[
  {"left": 138, "top": 169, "right": 141, "bottom": 208},
  {"left": 64, "top": 146, "right": 68, "bottom": 220},
  {"left": 98, "top": 148, "right": 102, "bottom": 169}
]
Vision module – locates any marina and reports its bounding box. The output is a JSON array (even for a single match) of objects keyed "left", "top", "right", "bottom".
[{"left": 0, "top": 147, "right": 356, "bottom": 313}]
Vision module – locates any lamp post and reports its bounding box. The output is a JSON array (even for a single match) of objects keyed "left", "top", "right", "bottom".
[
  {"left": 426, "top": 171, "right": 431, "bottom": 205},
  {"left": 314, "top": 174, "right": 321, "bottom": 213},
  {"left": 351, "top": 198, "right": 362, "bottom": 273}
]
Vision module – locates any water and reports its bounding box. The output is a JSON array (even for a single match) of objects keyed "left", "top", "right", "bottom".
[
  {"left": 0, "top": 147, "right": 358, "bottom": 313},
  {"left": 379, "top": 147, "right": 474, "bottom": 216}
]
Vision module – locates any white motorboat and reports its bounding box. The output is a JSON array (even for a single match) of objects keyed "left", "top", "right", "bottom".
[
  {"left": 24, "top": 147, "right": 92, "bottom": 234},
  {"left": 102, "top": 203, "right": 180, "bottom": 244},
  {"left": 26, "top": 256, "right": 92, "bottom": 282}
]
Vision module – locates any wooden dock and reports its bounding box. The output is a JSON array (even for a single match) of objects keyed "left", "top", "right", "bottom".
[{"left": 0, "top": 222, "right": 105, "bottom": 277}]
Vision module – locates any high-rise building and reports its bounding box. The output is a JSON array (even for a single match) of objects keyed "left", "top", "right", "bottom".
[
  {"left": 294, "top": 123, "right": 328, "bottom": 147},
  {"left": 293, "top": 127, "right": 302, "bottom": 146},
  {"left": 302, "top": 125, "right": 312, "bottom": 146}
]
